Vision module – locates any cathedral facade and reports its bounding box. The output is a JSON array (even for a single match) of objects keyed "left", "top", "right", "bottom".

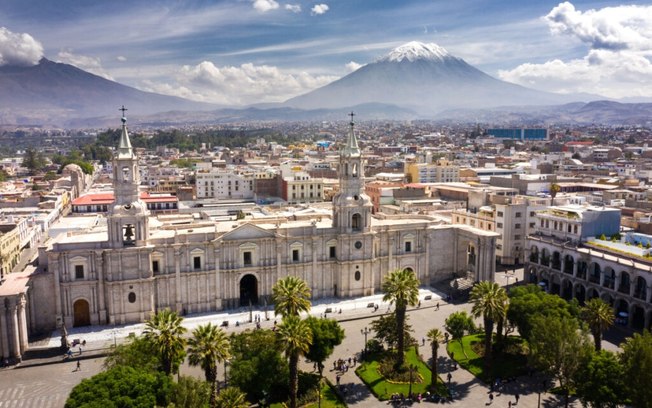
[{"left": 33, "top": 115, "right": 497, "bottom": 331}]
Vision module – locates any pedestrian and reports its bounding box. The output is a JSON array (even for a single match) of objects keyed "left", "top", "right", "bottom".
[
  {"left": 489, "top": 393, "right": 494, "bottom": 404},
  {"left": 79, "top": 346, "right": 82, "bottom": 355},
  {"left": 76, "top": 360, "right": 81, "bottom": 371},
  {"left": 447, "top": 372, "right": 452, "bottom": 384},
  {"left": 336, "top": 375, "right": 340, "bottom": 385},
  {"left": 515, "top": 394, "right": 519, "bottom": 404},
  {"left": 348, "top": 357, "right": 352, "bottom": 365},
  {"left": 436, "top": 302, "right": 440, "bottom": 310},
  {"left": 353, "top": 356, "right": 357, "bottom": 365},
  {"left": 508, "top": 401, "right": 512, "bottom": 408},
  {"left": 422, "top": 337, "right": 425, "bottom": 346},
  {"left": 333, "top": 361, "right": 337, "bottom": 370},
  {"left": 418, "top": 300, "right": 421, "bottom": 308}
]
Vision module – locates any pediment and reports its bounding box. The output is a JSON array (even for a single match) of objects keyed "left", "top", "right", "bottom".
[{"left": 219, "top": 223, "right": 277, "bottom": 241}]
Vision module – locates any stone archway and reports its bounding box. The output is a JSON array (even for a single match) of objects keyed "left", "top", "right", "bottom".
[
  {"left": 240, "top": 274, "right": 258, "bottom": 307},
  {"left": 73, "top": 299, "right": 91, "bottom": 327}
]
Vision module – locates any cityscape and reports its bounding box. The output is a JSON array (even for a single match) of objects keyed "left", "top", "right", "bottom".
[{"left": 1, "top": 1, "right": 652, "bottom": 407}]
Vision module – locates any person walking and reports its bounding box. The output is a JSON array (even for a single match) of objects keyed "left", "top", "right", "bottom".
[
  {"left": 447, "top": 372, "right": 452, "bottom": 384},
  {"left": 489, "top": 393, "right": 494, "bottom": 405},
  {"left": 515, "top": 394, "right": 519, "bottom": 405},
  {"left": 76, "top": 360, "right": 81, "bottom": 371}
]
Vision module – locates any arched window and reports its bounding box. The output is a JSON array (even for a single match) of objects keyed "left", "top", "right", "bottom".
[{"left": 352, "top": 213, "right": 361, "bottom": 231}]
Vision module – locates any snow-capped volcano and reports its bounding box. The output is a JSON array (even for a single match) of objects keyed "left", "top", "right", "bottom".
[
  {"left": 378, "top": 41, "right": 452, "bottom": 63},
  {"left": 285, "top": 41, "right": 591, "bottom": 114}
]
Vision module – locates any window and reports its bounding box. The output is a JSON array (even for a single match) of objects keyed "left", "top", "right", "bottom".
[
  {"left": 355, "top": 271, "right": 361, "bottom": 281},
  {"left": 530, "top": 211, "right": 536, "bottom": 217},
  {"left": 514, "top": 235, "right": 521, "bottom": 240},
  {"left": 496, "top": 244, "right": 502, "bottom": 250},
  {"left": 405, "top": 241, "right": 412, "bottom": 252},
  {"left": 497, "top": 222, "right": 503, "bottom": 228},
  {"left": 574, "top": 225, "right": 578, "bottom": 234},
  {"left": 497, "top": 211, "right": 504, "bottom": 217},
  {"left": 529, "top": 223, "right": 536, "bottom": 229},
  {"left": 515, "top": 223, "right": 521, "bottom": 229},
  {"left": 515, "top": 212, "right": 522, "bottom": 218},
  {"left": 243, "top": 251, "right": 252, "bottom": 266},
  {"left": 292, "top": 249, "right": 300, "bottom": 262},
  {"left": 152, "top": 260, "right": 159, "bottom": 274},
  {"left": 75, "top": 265, "right": 84, "bottom": 279},
  {"left": 193, "top": 256, "right": 201, "bottom": 270},
  {"left": 329, "top": 246, "right": 336, "bottom": 259},
  {"left": 128, "top": 292, "right": 136, "bottom": 303}
]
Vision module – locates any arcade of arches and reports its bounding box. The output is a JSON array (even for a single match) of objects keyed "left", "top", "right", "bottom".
[{"left": 526, "top": 241, "right": 652, "bottom": 331}]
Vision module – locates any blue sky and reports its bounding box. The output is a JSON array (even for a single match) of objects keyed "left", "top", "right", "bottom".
[{"left": 1, "top": 0, "right": 651, "bottom": 105}]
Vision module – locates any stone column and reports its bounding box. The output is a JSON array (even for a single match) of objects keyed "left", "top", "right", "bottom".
[
  {"left": 8, "top": 298, "right": 20, "bottom": 360},
  {"left": 174, "top": 247, "right": 182, "bottom": 313},
  {"left": 96, "top": 251, "right": 107, "bottom": 324},
  {"left": 214, "top": 247, "right": 222, "bottom": 311},
  {"left": 0, "top": 302, "right": 9, "bottom": 359},
  {"left": 17, "top": 295, "right": 28, "bottom": 353}
]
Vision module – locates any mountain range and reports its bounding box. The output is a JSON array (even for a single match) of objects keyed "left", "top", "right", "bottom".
[{"left": 0, "top": 41, "right": 650, "bottom": 127}]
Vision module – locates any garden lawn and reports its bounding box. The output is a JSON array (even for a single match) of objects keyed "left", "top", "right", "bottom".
[
  {"left": 446, "top": 334, "right": 528, "bottom": 383},
  {"left": 270, "top": 379, "right": 345, "bottom": 408},
  {"left": 355, "top": 346, "right": 447, "bottom": 400}
]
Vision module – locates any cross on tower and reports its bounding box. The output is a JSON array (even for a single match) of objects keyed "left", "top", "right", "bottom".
[
  {"left": 119, "top": 105, "right": 128, "bottom": 116},
  {"left": 349, "top": 111, "right": 355, "bottom": 124}
]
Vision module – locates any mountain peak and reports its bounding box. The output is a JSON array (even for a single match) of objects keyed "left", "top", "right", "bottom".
[{"left": 379, "top": 41, "right": 451, "bottom": 63}]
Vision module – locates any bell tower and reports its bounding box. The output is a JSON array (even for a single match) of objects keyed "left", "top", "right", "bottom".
[
  {"left": 332, "top": 113, "right": 372, "bottom": 233},
  {"left": 107, "top": 107, "right": 149, "bottom": 248}
]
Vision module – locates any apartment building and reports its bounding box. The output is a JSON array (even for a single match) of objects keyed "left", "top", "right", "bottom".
[{"left": 196, "top": 169, "right": 255, "bottom": 200}]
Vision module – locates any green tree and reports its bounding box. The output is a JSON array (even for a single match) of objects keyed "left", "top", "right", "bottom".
[
  {"left": 529, "top": 315, "right": 593, "bottom": 408},
  {"left": 444, "top": 311, "right": 475, "bottom": 358},
  {"left": 143, "top": 309, "right": 187, "bottom": 376},
  {"left": 215, "top": 387, "right": 249, "bottom": 408},
  {"left": 426, "top": 328, "right": 445, "bottom": 391},
  {"left": 228, "top": 329, "right": 289, "bottom": 403},
  {"left": 621, "top": 330, "right": 652, "bottom": 408},
  {"left": 575, "top": 350, "right": 627, "bottom": 408},
  {"left": 581, "top": 298, "right": 614, "bottom": 352},
  {"left": 277, "top": 315, "right": 313, "bottom": 408},
  {"left": 170, "top": 375, "right": 211, "bottom": 408},
  {"left": 470, "top": 281, "right": 507, "bottom": 367},
  {"left": 65, "top": 366, "right": 172, "bottom": 408},
  {"left": 382, "top": 268, "right": 420, "bottom": 368},
  {"left": 272, "top": 276, "right": 312, "bottom": 318},
  {"left": 22, "top": 147, "right": 46, "bottom": 175},
  {"left": 103, "top": 336, "right": 161, "bottom": 372},
  {"left": 507, "top": 284, "right": 575, "bottom": 340},
  {"left": 304, "top": 316, "right": 345, "bottom": 377},
  {"left": 187, "top": 323, "right": 231, "bottom": 405},
  {"left": 370, "top": 313, "right": 415, "bottom": 351}
]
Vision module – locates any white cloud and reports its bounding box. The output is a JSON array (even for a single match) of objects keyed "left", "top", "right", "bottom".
[
  {"left": 56, "top": 50, "right": 114, "bottom": 80},
  {"left": 311, "top": 4, "right": 329, "bottom": 15},
  {"left": 498, "top": 2, "right": 652, "bottom": 98},
  {"left": 285, "top": 4, "right": 301, "bottom": 13},
  {"left": 345, "top": 61, "right": 362, "bottom": 72},
  {"left": 0, "top": 27, "right": 43, "bottom": 67},
  {"left": 252, "top": 0, "right": 279, "bottom": 13},
  {"left": 155, "top": 61, "right": 338, "bottom": 105},
  {"left": 116, "top": 56, "right": 127, "bottom": 62}
]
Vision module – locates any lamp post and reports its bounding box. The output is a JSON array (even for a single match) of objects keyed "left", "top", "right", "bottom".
[
  {"left": 538, "top": 379, "right": 547, "bottom": 408},
  {"left": 361, "top": 327, "right": 371, "bottom": 358},
  {"left": 408, "top": 364, "right": 416, "bottom": 398}
]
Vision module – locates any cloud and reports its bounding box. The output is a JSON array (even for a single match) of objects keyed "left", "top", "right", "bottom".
[
  {"left": 345, "top": 61, "right": 362, "bottom": 72},
  {"left": 154, "top": 61, "right": 338, "bottom": 105},
  {"left": 285, "top": 4, "right": 301, "bottom": 13},
  {"left": 252, "top": 0, "right": 279, "bottom": 13},
  {"left": 56, "top": 50, "right": 114, "bottom": 80},
  {"left": 311, "top": 4, "right": 329, "bottom": 15},
  {"left": 498, "top": 2, "right": 652, "bottom": 98},
  {"left": 116, "top": 56, "right": 127, "bottom": 62},
  {"left": 0, "top": 27, "right": 43, "bottom": 67}
]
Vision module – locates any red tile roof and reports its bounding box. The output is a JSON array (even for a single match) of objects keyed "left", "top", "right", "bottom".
[{"left": 72, "top": 192, "right": 178, "bottom": 206}]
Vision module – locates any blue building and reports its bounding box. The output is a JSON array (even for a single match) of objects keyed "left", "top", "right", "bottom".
[{"left": 487, "top": 128, "right": 548, "bottom": 141}]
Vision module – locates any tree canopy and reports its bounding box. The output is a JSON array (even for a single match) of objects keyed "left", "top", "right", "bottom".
[
  {"left": 575, "top": 350, "right": 627, "bottom": 408},
  {"left": 65, "top": 365, "right": 172, "bottom": 408},
  {"left": 621, "top": 330, "right": 652, "bottom": 408},
  {"left": 304, "top": 316, "right": 345, "bottom": 375}
]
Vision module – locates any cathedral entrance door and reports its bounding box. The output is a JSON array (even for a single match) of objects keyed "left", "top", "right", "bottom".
[
  {"left": 73, "top": 299, "right": 91, "bottom": 327},
  {"left": 240, "top": 274, "right": 258, "bottom": 307}
]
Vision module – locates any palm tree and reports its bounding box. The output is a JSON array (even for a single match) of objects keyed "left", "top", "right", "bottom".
[
  {"left": 426, "top": 328, "right": 445, "bottom": 391},
  {"left": 470, "top": 281, "right": 507, "bottom": 367},
  {"left": 272, "top": 276, "right": 312, "bottom": 318},
  {"left": 143, "top": 309, "right": 187, "bottom": 376},
  {"left": 494, "top": 288, "right": 510, "bottom": 346},
  {"left": 187, "top": 323, "right": 231, "bottom": 405},
  {"left": 582, "top": 298, "right": 614, "bottom": 351},
  {"left": 215, "top": 386, "right": 249, "bottom": 408},
  {"left": 382, "top": 268, "right": 420, "bottom": 368},
  {"left": 277, "top": 315, "right": 313, "bottom": 408}
]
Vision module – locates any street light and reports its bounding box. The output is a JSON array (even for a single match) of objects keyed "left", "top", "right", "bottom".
[
  {"left": 408, "top": 364, "right": 416, "bottom": 398},
  {"left": 361, "top": 327, "right": 371, "bottom": 358},
  {"left": 538, "top": 379, "right": 547, "bottom": 408}
]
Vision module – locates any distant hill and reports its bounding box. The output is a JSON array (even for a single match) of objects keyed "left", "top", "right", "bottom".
[
  {"left": 0, "top": 58, "right": 216, "bottom": 126},
  {"left": 285, "top": 41, "right": 596, "bottom": 115}
]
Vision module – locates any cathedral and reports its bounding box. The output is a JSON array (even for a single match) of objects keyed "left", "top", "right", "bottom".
[{"left": 25, "top": 114, "right": 496, "bottom": 335}]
